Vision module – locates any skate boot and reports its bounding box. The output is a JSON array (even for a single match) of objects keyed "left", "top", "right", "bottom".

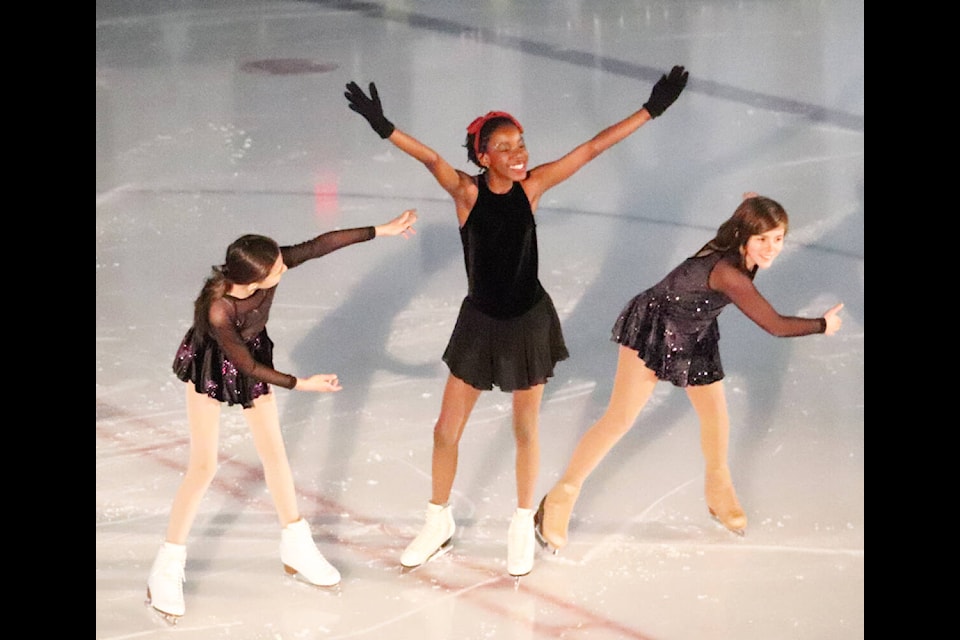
[
  {"left": 507, "top": 507, "right": 535, "bottom": 580},
  {"left": 280, "top": 518, "right": 342, "bottom": 586},
  {"left": 705, "top": 469, "right": 747, "bottom": 536},
  {"left": 146, "top": 542, "right": 186, "bottom": 619},
  {"left": 534, "top": 482, "right": 580, "bottom": 553},
  {"left": 400, "top": 502, "right": 455, "bottom": 569}
]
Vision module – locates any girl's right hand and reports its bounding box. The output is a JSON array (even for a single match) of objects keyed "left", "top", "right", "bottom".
[
  {"left": 295, "top": 374, "right": 343, "bottom": 392},
  {"left": 344, "top": 81, "right": 395, "bottom": 139}
]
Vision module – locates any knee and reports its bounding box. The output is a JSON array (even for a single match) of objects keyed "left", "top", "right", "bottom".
[
  {"left": 185, "top": 455, "right": 218, "bottom": 486},
  {"left": 432, "top": 421, "right": 461, "bottom": 450},
  {"left": 512, "top": 419, "right": 539, "bottom": 448}
]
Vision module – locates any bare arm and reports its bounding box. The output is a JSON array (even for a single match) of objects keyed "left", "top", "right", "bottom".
[
  {"left": 525, "top": 65, "right": 688, "bottom": 200},
  {"left": 387, "top": 130, "right": 471, "bottom": 197},
  {"left": 524, "top": 108, "right": 653, "bottom": 197},
  {"left": 345, "top": 81, "right": 477, "bottom": 222}
]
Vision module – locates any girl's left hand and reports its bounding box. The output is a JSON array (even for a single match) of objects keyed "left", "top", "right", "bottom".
[
  {"left": 822, "top": 302, "right": 844, "bottom": 336},
  {"left": 379, "top": 209, "right": 418, "bottom": 238}
]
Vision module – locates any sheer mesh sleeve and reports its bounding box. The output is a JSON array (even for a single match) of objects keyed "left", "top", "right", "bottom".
[
  {"left": 200, "top": 226, "right": 376, "bottom": 391},
  {"left": 208, "top": 300, "right": 298, "bottom": 389},
  {"left": 709, "top": 259, "right": 826, "bottom": 337},
  {"left": 281, "top": 226, "right": 376, "bottom": 269}
]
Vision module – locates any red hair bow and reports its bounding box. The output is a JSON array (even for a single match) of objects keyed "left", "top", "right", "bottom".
[{"left": 466, "top": 111, "right": 523, "bottom": 157}]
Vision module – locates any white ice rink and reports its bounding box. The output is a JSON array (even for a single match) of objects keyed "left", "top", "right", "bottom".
[{"left": 96, "top": 2, "right": 864, "bottom": 638}]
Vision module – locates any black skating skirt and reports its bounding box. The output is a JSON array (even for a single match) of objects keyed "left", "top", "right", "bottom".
[
  {"left": 443, "top": 293, "right": 569, "bottom": 392},
  {"left": 172, "top": 327, "right": 273, "bottom": 409},
  {"left": 610, "top": 291, "right": 724, "bottom": 388}
]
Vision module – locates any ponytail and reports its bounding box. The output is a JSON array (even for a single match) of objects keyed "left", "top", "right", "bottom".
[
  {"left": 190, "top": 235, "right": 280, "bottom": 344},
  {"left": 192, "top": 266, "right": 230, "bottom": 344}
]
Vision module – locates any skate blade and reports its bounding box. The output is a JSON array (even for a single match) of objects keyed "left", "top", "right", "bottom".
[
  {"left": 508, "top": 567, "right": 532, "bottom": 584},
  {"left": 145, "top": 593, "right": 181, "bottom": 626},
  {"left": 533, "top": 498, "right": 559, "bottom": 555},
  {"left": 400, "top": 539, "right": 453, "bottom": 573},
  {"left": 283, "top": 565, "right": 343, "bottom": 590},
  {"left": 708, "top": 508, "right": 746, "bottom": 537},
  {"left": 152, "top": 609, "right": 180, "bottom": 626},
  {"left": 533, "top": 524, "right": 559, "bottom": 555}
]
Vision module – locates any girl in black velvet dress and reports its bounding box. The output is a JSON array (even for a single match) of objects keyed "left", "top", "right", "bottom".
[
  {"left": 344, "top": 66, "right": 688, "bottom": 579},
  {"left": 146, "top": 209, "right": 417, "bottom": 620},
  {"left": 534, "top": 193, "right": 843, "bottom": 551}
]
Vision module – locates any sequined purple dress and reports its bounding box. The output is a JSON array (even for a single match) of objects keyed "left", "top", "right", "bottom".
[
  {"left": 611, "top": 250, "right": 826, "bottom": 387},
  {"left": 172, "top": 227, "right": 375, "bottom": 408}
]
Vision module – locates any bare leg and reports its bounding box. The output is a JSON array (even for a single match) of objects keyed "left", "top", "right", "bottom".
[
  {"left": 399, "top": 375, "right": 481, "bottom": 568},
  {"left": 511, "top": 384, "right": 545, "bottom": 509},
  {"left": 164, "top": 385, "right": 222, "bottom": 544},
  {"left": 244, "top": 392, "right": 300, "bottom": 526},
  {"left": 430, "top": 374, "right": 482, "bottom": 505},
  {"left": 539, "top": 346, "right": 659, "bottom": 550},
  {"left": 685, "top": 381, "right": 746, "bottom": 534}
]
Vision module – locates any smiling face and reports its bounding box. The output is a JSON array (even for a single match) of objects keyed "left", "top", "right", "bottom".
[
  {"left": 479, "top": 123, "right": 528, "bottom": 181},
  {"left": 741, "top": 224, "right": 785, "bottom": 270}
]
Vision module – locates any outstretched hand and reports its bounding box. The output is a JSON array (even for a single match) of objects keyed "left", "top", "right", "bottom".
[
  {"left": 345, "top": 81, "right": 395, "bottom": 139},
  {"left": 296, "top": 374, "right": 343, "bottom": 393},
  {"left": 822, "top": 302, "right": 844, "bottom": 336},
  {"left": 376, "top": 209, "right": 418, "bottom": 239},
  {"left": 643, "top": 65, "right": 689, "bottom": 118}
]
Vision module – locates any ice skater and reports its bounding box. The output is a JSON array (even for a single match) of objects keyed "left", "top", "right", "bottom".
[
  {"left": 344, "top": 65, "right": 688, "bottom": 578},
  {"left": 146, "top": 209, "right": 418, "bottom": 619},
  {"left": 534, "top": 193, "right": 843, "bottom": 550}
]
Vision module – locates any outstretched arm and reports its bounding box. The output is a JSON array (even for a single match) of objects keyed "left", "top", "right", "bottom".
[
  {"left": 345, "top": 82, "right": 468, "bottom": 200},
  {"left": 281, "top": 209, "right": 419, "bottom": 268},
  {"left": 710, "top": 260, "right": 841, "bottom": 337},
  {"left": 525, "top": 65, "right": 688, "bottom": 195}
]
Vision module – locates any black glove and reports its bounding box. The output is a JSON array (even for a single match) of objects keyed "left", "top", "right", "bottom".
[
  {"left": 642, "top": 65, "right": 689, "bottom": 119},
  {"left": 344, "top": 81, "right": 395, "bottom": 139}
]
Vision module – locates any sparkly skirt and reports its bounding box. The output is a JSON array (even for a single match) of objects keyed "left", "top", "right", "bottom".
[
  {"left": 172, "top": 327, "right": 273, "bottom": 408},
  {"left": 610, "top": 291, "right": 724, "bottom": 388},
  {"left": 443, "top": 293, "right": 569, "bottom": 392}
]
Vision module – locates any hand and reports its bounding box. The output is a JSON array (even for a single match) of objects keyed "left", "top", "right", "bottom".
[
  {"left": 643, "top": 65, "right": 689, "bottom": 118},
  {"left": 376, "top": 209, "right": 418, "bottom": 239},
  {"left": 742, "top": 191, "right": 760, "bottom": 200},
  {"left": 344, "top": 81, "right": 395, "bottom": 139},
  {"left": 295, "top": 374, "right": 343, "bottom": 393},
  {"left": 822, "top": 302, "right": 843, "bottom": 336}
]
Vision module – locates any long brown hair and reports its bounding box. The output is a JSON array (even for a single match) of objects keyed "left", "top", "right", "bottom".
[
  {"left": 191, "top": 234, "right": 280, "bottom": 341},
  {"left": 694, "top": 196, "right": 789, "bottom": 270}
]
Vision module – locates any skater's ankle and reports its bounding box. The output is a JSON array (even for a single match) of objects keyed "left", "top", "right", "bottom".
[{"left": 552, "top": 481, "right": 581, "bottom": 499}]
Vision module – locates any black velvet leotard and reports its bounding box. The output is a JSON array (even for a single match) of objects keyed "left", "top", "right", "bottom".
[
  {"left": 611, "top": 250, "right": 827, "bottom": 387},
  {"left": 172, "top": 226, "right": 376, "bottom": 408},
  {"left": 459, "top": 177, "right": 545, "bottom": 318},
  {"left": 442, "top": 176, "right": 568, "bottom": 391}
]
